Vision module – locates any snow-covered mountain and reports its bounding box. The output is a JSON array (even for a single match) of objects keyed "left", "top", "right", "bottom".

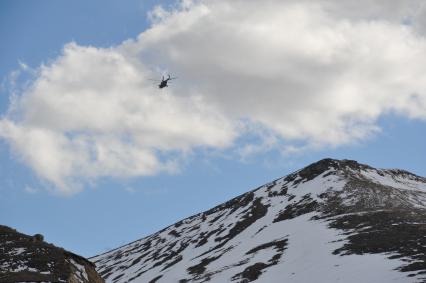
[
  {"left": 92, "top": 159, "right": 426, "bottom": 283},
  {"left": 0, "top": 225, "right": 104, "bottom": 283}
]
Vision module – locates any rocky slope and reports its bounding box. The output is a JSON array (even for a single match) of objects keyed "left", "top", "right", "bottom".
[
  {"left": 92, "top": 158, "right": 426, "bottom": 282},
  {"left": 0, "top": 225, "right": 104, "bottom": 283}
]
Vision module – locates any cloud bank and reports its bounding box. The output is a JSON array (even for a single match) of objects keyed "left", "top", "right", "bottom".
[{"left": 2, "top": 0, "right": 426, "bottom": 194}]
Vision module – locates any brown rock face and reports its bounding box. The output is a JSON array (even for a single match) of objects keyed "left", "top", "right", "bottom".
[{"left": 0, "top": 225, "right": 104, "bottom": 283}]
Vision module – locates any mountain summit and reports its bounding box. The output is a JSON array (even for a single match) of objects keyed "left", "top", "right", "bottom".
[{"left": 92, "top": 159, "right": 426, "bottom": 283}]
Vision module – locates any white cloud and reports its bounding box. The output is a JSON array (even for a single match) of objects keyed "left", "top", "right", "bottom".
[
  {"left": 131, "top": 0, "right": 426, "bottom": 143},
  {"left": 2, "top": 0, "right": 426, "bottom": 194},
  {"left": 0, "top": 43, "right": 236, "bottom": 195}
]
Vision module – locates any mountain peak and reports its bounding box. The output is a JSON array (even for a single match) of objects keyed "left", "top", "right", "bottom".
[{"left": 295, "top": 158, "right": 368, "bottom": 180}]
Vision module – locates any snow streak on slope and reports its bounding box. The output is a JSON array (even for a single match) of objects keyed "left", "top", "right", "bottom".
[{"left": 92, "top": 159, "right": 426, "bottom": 283}]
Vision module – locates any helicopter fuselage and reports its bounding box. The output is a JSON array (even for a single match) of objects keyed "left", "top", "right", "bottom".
[
  {"left": 155, "top": 75, "right": 175, "bottom": 89},
  {"left": 159, "top": 80, "right": 168, "bottom": 88}
]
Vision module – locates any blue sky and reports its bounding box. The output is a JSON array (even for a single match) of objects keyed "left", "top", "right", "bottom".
[{"left": 1, "top": 0, "right": 425, "bottom": 257}]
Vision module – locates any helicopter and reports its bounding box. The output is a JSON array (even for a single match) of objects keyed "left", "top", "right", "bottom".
[{"left": 150, "top": 75, "right": 177, "bottom": 89}]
